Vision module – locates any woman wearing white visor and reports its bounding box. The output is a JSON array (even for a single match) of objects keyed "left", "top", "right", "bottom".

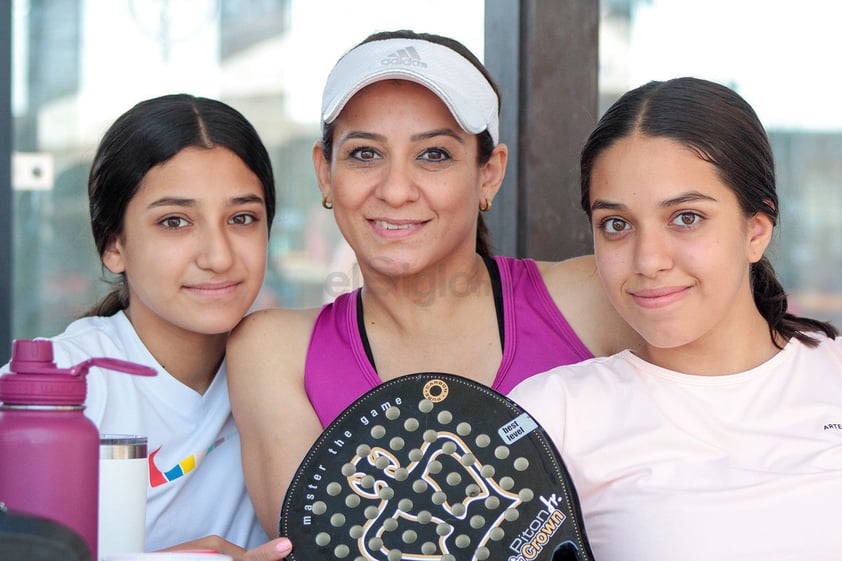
[{"left": 227, "top": 30, "right": 641, "bottom": 537}]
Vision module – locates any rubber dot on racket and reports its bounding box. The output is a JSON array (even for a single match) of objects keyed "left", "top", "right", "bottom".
[
  {"left": 441, "top": 441, "right": 457, "bottom": 455},
  {"left": 370, "top": 425, "right": 386, "bottom": 439},
  {"left": 345, "top": 494, "right": 360, "bottom": 508},
  {"left": 476, "top": 546, "right": 491, "bottom": 560},
  {"left": 499, "top": 476, "right": 515, "bottom": 490},
  {"left": 315, "top": 532, "right": 331, "bottom": 546},
  {"left": 480, "top": 464, "right": 496, "bottom": 478},
  {"left": 412, "top": 479, "right": 428, "bottom": 493},
  {"left": 460, "top": 452, "right": 477, "bottom": 466},
  {"left": 465, "top": 483, "right": 481, "bottom": 497},
  {"left": 437, "top": 410, "right": 453, "bottom": 424},
  {"left": 436, "top": 523, "right": 452, "bottom": 536},
  {"left": 355, "top": 444, "right": 371, "bottom": 456},
  {"left": 475, "top": 433, "right": 491, "bottom": 447},
  {"left": 470, "top": 515, "right": 486, "bottom": 529},
  {"left": 326, "top": 482, "right": 342, "bottom": 496},
  {"left": 519, "top": 488, "right": 534, "bottom": 502},
  {"left": 312, "top": 501, "right": 327, "bottom": 515},
  {"left": 422, "top": 429, "right": 437, "bottom": 443},
  {"left": 446, "top": 472, "right": 462, "bottom": 486},
  {"left": 455, "top": 534, "right": 471, "bottom": 548},
  {"left": 417, "top": 510, "right": 432, "bottom": 524},
  {"left": 348, "top": 525, "right": 364, "bottom": 539},
  {"left": 418, "top": 399, "right": 434, "bottom": 413},
  {"left": 408, "top": 448, "right": 423, "bottom": 462},
  {"left": 387, "top": 549, "right": 402, "bottom": 561},
  {"left": 367, "top": 537, "right": 383, "bottom": 550},
  {"left": 431, "top": 491, "right": 447, "bottom": 505},
  {"left": 389, "top": 436, "right": 405, "bottom": 451},
  {"left": 428, "top": 460, "right": 443, "bottom": 474},
  {"left": 404, "top": 417, "right": 420, "bottom": 431},
  {"left": 398, "top": 498, "right": 413, "bottom": 512},
  {"left": 402, "top": 530, "right": 418, "bottom": 544},
  {"left": 514, "top": 457, "right": 530, "bottom": 471},
  {"left": 451, "top": 503, "right": 466, "bottom": 517},
  {"left": 330, "top": 513, "right": 346, "bottom": 527},
  {"left": 375, "top": 455, "right": 391, "bottom": 470},
  {"left": 379, "top": 486, "right": 395, "bottom": 500},
  {"left": 383, "top": 518, "right": 398, "bottom": 532},
  {"left": 421, "top": 542, "right": 437, "bottom": 555},
  {"left": 363, "top": 506, "right": 379, "bottom": 519},
  {"left": 385, "top": 406, "right": 401, "bottom": 420},
  {"left": 334, "top": 544, "right": 350, "bottom": 558},
  {"left": 485, "top": 496, "right": 500, "bottom": 510},
  {"left": 504, "top": 508, "right": 520, "bottom": 522},
  {"left": 456, "top": 422, "right": 472, "bottom": 436},
  {"left": 489, "top": 527, "right": 506, "bottom": 541},
  {"left": 494, "top": 445, "right": 510, "bottom": 459}
]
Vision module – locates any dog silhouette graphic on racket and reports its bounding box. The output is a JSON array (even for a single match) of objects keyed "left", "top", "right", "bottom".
[{"left": 343, "top": 428, "right": 582, "bottom": 561}]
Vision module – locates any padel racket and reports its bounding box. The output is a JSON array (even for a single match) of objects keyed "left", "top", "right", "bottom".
[{"left": 280, "top": 372, "right": 594, "bottom": 561}]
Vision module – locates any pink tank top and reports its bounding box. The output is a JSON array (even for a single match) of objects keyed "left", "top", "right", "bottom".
[{"left": 304, "top": 256, "right": 592, "bottom": 427}]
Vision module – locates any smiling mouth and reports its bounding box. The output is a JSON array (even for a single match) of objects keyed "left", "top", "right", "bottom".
[
  {"left": 630, "top": 286, "right": 690, "bottom": 309},
  {"left": 372, "top": 220, "right": 416, "bottom": 230}
]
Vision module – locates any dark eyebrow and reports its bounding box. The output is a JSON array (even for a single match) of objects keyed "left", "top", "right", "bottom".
[
  {"left": 147, "top": 194, "right": 264, "bottom": 210},
  {"left": 340, "top": 129, "right": 465, "bottom": 144},
  {"left": 590, "top": 190, "right": 718, "bottom": 213},
  {"left": 341, "top": 131, "right": 387, "bottom": 143},
  {"left": 411, "top": 128, "right": 465, "bottom": 144}
]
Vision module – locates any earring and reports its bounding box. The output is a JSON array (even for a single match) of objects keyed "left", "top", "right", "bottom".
[
  {"left": 479, "top": 198, "right": 492, "bottom": 212},
  {"left": 322, "top": 196, "right": 334, "bottom": 210}
]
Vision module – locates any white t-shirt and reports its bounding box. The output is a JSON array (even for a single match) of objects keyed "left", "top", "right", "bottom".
[
  {"left": 1, "top": 312, "right": 268, "bottom": 551},
  {"left": 509, "top": 335, "right": 842, "bottom": 561}
]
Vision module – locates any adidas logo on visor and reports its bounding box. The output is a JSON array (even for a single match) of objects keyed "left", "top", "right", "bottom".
[{"left": 381, "top": 46, "right": 428, "bottom": 68}]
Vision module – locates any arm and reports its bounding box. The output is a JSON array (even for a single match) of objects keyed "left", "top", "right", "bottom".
[
  {"left": 538, "top": 254, "right": 643, "bottom": 356},
  {"left": 161, "top": 535, "right": 293, "bottom": 561},
  {"left": 227, "top": 307, "right": 324, "bottom": 538}
]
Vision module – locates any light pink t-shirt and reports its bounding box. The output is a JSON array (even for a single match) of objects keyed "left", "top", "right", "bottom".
[{"left": 509, "top": 335, "right": 842, "bottom": 561}]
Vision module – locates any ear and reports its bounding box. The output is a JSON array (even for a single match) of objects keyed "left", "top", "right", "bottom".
[
  {"left": 479, "top": 143, "right": 508, "bottom": 206},
  {"left": 747, "top": 212, "right": 774, "bottom": 263},
  {"left": 312, "top": 140, "right": 333, "bottom": 202},
  {"left": 102, "top": 235, "right": 126, "bottom": 274}
]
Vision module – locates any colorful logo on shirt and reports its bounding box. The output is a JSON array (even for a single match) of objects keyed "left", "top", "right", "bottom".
[{"left": 148, "top": 435, "right": 228, "bottom": 487}]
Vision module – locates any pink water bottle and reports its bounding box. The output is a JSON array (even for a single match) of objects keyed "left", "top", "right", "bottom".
[{"left": 0, "top": 339, "right": 156, "bottom": 560}]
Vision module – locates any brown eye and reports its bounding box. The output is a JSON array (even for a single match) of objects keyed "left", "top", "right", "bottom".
[
  {"left": 598, "top": 217, "right": 629, "bottom": 235},
  {"left": 671, "top": 212, "right": 702, "bottom": 227}
]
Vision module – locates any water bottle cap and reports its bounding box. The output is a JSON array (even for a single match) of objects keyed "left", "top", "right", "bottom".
[{"left": 0, "top": 339, "right": 156, "bottom": 406}]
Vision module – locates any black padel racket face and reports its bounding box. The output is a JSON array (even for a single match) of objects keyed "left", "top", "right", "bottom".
[{"left": 280, "top": 373, "right": 594, "bottom": 561}]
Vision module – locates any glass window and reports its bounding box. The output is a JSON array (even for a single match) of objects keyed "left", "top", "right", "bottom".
[
  {"left": 11, "top": 0, "right": 484, "bottom": 340},
  {"left": 599, "top": 0, "right": 842, "bottom": 328}
]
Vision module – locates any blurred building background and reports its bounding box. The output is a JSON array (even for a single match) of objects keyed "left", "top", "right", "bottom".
[{"left": 2, "top": 0, "right": 840, "bottom": 361}]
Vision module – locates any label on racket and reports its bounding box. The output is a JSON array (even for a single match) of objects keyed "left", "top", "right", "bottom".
[{"left": 280, "top": 373, "right": 594, "bottom": 561}]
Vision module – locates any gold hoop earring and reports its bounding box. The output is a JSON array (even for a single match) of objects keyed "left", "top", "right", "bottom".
[
  {"left": 322, "top": 196, "right": 334, "bottom": 210},
  {"left": 479, "top": 198, "right": 492, "bottom": 212}
]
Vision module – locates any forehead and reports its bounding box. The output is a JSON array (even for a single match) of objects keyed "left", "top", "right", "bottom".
[
  {"left": 338, "top": 80, "right": 460, "bottom": 128},
  {"left": 590, "top": 134, "right": 735, "bottom": 204}
]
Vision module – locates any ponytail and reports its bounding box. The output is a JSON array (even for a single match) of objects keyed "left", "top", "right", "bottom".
[
  {"left": 751, "top": 257, "right": 837, "bottom": 348},
  {"left": 82, "top": 279, "right": 128, "bottom": 318}
]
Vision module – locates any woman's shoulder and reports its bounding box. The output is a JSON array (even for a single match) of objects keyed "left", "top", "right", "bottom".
[
  {"left": 227, "top": 306, "right": 321, "bottom": 382},
  {"left": 533, "top": 255, "right": 643, "bottom": 356},
  {"left": 230, "top": 307, "right": 320, "bottom": 353}
]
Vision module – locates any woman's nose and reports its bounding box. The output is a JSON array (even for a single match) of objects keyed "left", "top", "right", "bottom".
[{"left": 633, "top": 226, "right": 673, "bottom": 277}]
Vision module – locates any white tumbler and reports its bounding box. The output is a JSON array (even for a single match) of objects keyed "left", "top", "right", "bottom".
[{"left": 98, "top": 434, "right": 148, "bottom": 560}]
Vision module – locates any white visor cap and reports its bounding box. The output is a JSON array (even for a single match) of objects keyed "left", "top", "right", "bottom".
[{"left": 321, "top": 38, "right": 500, "bottom": 145}]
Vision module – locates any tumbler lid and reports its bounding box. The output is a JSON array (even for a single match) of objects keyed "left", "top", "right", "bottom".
[{"left": 0, "top": 340, "right": 156, "bottom": 406}]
